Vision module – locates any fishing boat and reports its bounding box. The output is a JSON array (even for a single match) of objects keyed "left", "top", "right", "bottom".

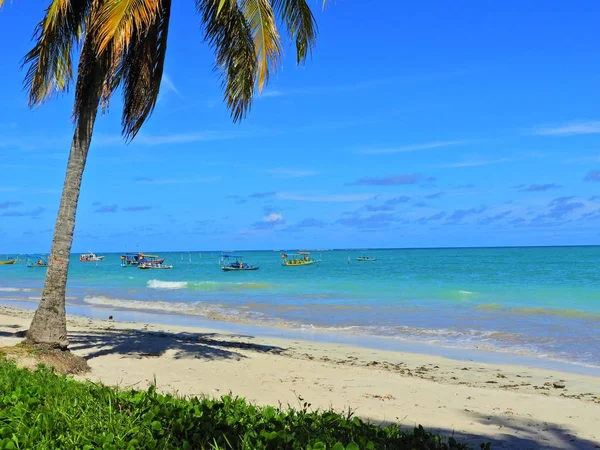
[
  {"left": 0, "top": 258, "right": 17, "bottom": 265},
  {"left": 356, "top": 256, "right": 377, "bottom": 262},
  {"left": 28, "top": 256, "right": 48, "bottom": 268},
  {"left": 80, "top": 252, "right": 105, "bottom": 262},
  {"left": 220, "top": 254, "right": 259, "bottom": 271},
  {"left": 138, "top": 255, "right": 172, "bottom": 270},
  {"left": 281, "top": 251, "right": 317, "bottom": 266},
  {"left": 120, "top": 252, "right": 151, "bottom": 267}
]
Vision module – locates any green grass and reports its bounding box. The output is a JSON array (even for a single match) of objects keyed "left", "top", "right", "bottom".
[{"left": 0, "top": 360, "right": 487, "bottom": 449}]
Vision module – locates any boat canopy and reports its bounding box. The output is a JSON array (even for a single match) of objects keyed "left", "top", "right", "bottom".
[{"left": 297, "top": 251, "right": 311, "bottom": 255}]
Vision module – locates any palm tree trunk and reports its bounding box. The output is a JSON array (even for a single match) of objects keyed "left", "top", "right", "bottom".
[{"left": 26, "top": 57, "right": 103, "bottom": 350}]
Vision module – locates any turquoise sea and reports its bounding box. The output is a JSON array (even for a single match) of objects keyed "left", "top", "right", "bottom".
[{"left": 1, "top": 246, "right": 599, "bottom": 369}]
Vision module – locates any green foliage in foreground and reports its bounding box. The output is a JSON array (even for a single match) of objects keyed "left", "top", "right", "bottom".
[{"left": 0, "top": 360, "right": 481, "bottom": 450}]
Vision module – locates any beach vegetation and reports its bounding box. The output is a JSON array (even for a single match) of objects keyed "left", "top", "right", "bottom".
[
  {"left": 0, "top": 360, "right": 481, "bottom": 449},
  {"left": 0, "top": 0, "right": 322, "bottom": 356}
]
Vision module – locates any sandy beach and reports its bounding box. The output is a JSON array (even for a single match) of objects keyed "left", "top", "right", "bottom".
[{"left": 0, "top": 305, "right": 598, "bottom": 449}]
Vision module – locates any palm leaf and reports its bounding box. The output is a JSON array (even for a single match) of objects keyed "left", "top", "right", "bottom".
[
  {"left": 198, "top": 0, "right": 256, "bottom": 122},
  {"left": 94, "top": 0, "right": 161, "bottom": 54},
  {"left": 115, "top": 0, "right": 172, "bottom": 140},
  {"left": 272, "top": 0, "right": 317, "bottom": 64},
  {"left": 72, "top": 31, "right": 108, "bottom": 127},
  {"left": 22, "top": 0, "right": 93, "bottom": 106},
  {"left": 240, "top": 0, "right": 281, "bottom": 91}
]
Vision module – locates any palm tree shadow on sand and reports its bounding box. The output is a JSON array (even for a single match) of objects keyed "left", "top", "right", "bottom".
[
  {"left": 66, "top": 328, "right": 285, "bottom": 362},
  {"left": 391, "top": 412, "right": 600, "bottom": 450}
]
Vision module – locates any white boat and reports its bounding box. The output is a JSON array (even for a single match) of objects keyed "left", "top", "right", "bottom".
[
  {"left": 139, "top": 262, "right": 173, "bottom": 270},
  {"left": 80, "top": 252, "right": 105, "bottom": 262}
]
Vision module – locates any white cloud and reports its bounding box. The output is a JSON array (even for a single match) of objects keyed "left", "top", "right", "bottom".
[
  {"left": 266, "top": 168, "right": 319, "bottom": 177},
  {"left": 534, "top": 121, "right": 600, "bottom": 136},
  {"left": 359, "top": 140, "right": 467, "bottom": 155},
  {"left": 134, "top": 176, "right": 220, "bottom": 185},
  {"left": 263, "top": 213, "right": 284, "bottom": 222},
  {"left": 161, "top": 73, "right": 182, "bottom": 98},
  {"left": 258, "top": 90, "right": 284, "bottom": 98},
  {"left": 437, "top": 158, "right": 512, "bottom": 168},
  {"left": 277, "top": 193, "right": 375, "bottom": 202}
]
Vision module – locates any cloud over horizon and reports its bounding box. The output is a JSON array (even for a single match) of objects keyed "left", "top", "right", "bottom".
[
  {"left": 584, "top": 170, "right": 600, "bottom": 182},
  {"left": 534, "top": 121, "right": 600, "bottom": 136},
  {"left": 518, "top": 183, "right": 562, "bottom": 192},
  {"left": 348, "top": 174, "right": 434, "bottom": 186}
]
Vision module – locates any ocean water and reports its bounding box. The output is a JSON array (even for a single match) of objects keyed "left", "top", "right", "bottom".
[{"left": 1, "top": 247, "right": 599, "bottom": 368}]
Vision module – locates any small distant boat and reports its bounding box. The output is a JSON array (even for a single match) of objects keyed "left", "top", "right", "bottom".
[
  {"left": 28, "top": 257, "right": 48, "bottom": 268},
  {"left": 0, "top": 258, "right": 17, "bottom": 265},
  {"left": 356, "top": 256, "right": 377, "bottom": 262},
  {"left": 281, "top": 251, "right": 317, "bottom": 266},
  {"left": 138, "top": 254, "right": 172, "bottom": 269},
  {"left": 80, "top": 252, "right": 105, "bottom": 262},
  {"left": 120, "top": 252, "right": 152, "bottom": 268},
  {"left": 220, "top": 254, "right": 259, "bottom": 271},
  {"left": 139, "top": 262, "right": 173, "bottom": 270}
]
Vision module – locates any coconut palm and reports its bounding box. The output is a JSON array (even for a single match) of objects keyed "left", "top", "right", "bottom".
[{"left": 2, "top": 0, "right": 321, "bottom": 351}]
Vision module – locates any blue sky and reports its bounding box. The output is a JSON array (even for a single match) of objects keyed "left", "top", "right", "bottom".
[{"left": 1, "top": 1, "right": 599, "bottom": 253}]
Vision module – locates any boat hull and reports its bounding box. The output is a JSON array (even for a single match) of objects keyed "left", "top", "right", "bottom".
[
  {"left": 221, "top": 266, "right": 259, "bottom": 271},
  {"left": 282, "top": 260, "right": 316, "bottom": 266},
  {"left": 0, "top": 260, "right": 17, "bottom": 265},
  {"left": 139, "top": 264, "right": 173, "bottom": 270},
  {"left": 356, "top": 258, "right": 377, "bottom": 261}
]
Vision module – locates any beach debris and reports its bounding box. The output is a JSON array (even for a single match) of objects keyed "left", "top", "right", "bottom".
[
  {"left": 108, "top": 315, "right": 113, "bottom": 320},
  {"left": 553, "top": 381, "right": 566, "bottom": 389},
  {"left": 366, "top": 393, "right": 395, "bottom": 401}
]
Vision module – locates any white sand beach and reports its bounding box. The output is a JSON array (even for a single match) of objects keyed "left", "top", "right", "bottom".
[{"left": 0, "top": 305, "right": 598, "bottom": 449}]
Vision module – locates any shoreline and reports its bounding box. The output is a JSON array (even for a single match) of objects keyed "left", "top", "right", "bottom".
[
  {"left": 1, "top": 304, "right": 599, "bottom": 449},
  {"left": 2, "top": 297, "right": 599, "bottom": 377},
  {"left": 2, "top": 304, "right": 600, "bottom": 448}
]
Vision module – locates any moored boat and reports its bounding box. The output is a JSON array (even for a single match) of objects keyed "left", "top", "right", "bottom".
[
  {"left": 80, "top": 252, "right": 105, "bottom": 262},
  {"left": 138, "top": 254, "right": 172, "bottom": 269},
  {"left": 281, "top": 251, "right": 317, "bottom": 266},
  {"left": 0, "top": 259, "right": 17, "bottom": 265},
  {"left": 28, "top": 256, "right": 48, "bottom": 268},
  {"left": 220, "top": 254, "right": 259, "bottom": 271},
  {"left": 139, "top": 262, "right": 173, "bottom": 270},
  {"left": 120, "top": 252, "right": 153, "bottom": 267},
  {"left": 356, "top": 256, "right": 377, "bottom": 261}
]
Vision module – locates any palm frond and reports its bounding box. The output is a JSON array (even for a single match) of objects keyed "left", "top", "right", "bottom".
[
  {"left": 198, "top": 0, "right": 256, "bottom": 122},
  {"left": 116, "top": 0, "right": 172, "bottom": 140},
  {"left": 94, "top": 0, "right": 161, "bottom": 54},
  {"left": 240, "top": 0, "right": 281, "bottom": 91},
  {"left": 23, "top": 0, "right": 93, "bottom": 106},
  {"left": 72, "top": 31, "right": 108, "bottom": 129},
  {"left": 272, "top": 0, "right": 317, "bottom": 64},
  {"left": 0, "top": 0, "right": 5, "bottom": 8}
]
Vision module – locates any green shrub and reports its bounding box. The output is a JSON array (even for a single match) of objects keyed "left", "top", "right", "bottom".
[{"left": 0, "top": 360, "right": 481, "bottom": 449}]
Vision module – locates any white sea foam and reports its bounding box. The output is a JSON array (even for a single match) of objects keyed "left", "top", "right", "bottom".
[
  {"left": 147, "top": 280, "right": 188, "bottom": 290},
  {"left": 0, "top": 287, "right": 32, "bottom": 292},
  {"left": 82, "top": 295, "right": 253, "bottom": 322},
  {"left": 84, "top": 296, "right": 198, "bottom": 314}
]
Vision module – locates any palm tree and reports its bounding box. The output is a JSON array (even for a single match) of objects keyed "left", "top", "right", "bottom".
[{"left": 2, "top": 0, "right": 321, "bottom": 351}]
